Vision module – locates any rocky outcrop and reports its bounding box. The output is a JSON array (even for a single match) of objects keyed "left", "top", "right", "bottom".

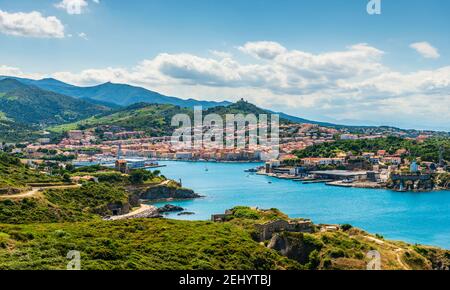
[
  {"left": 128, "top": 194, "right": 141, "bottom": 208},
  {"left": 388, "top": 174, "right": 435, "bottom": 191},
  {"left": 267, "top": 232, "right": 323, "bottom": 264},
  {"left": 254, "top": 219, "right": 314, "bottom": 241},
  {"left": 178, "top": 212, "right": 195, "bottom": 216},
  {"left": 94, "top": 202, "right": 131, "bottom": 217},
  {"left": 158, "top": 204, "right": 184, "bottom": 213},
  {"left": 414, "top": 246, "right": 450, "bottom": 270},
  {"left": 133, "top": 185, "right": 201, "bottom": 201}
]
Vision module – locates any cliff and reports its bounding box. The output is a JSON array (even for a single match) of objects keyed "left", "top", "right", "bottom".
[
  {"left": 268, "top": 232, "right": 323, "bottom": 267},
  {"left": 224, "top": 207, "right": 450, "bottom": 270},
  {"left": 127, "top": 183, "right": 201, "bottom": 201}
]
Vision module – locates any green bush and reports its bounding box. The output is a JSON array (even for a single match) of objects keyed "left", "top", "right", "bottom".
[{"left": 341, "top": 224, "right": 353, "bottom": 231}]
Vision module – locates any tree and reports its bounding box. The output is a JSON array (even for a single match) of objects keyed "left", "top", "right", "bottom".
[
  {"left": 63, "top": 173, "right": 72, "bottom": 183},
  {"left": 341, "top": 224, "right": 353, "bottom": 231},
  {"left": 129, "top": 169, "right": 153, "bottom": 184}
]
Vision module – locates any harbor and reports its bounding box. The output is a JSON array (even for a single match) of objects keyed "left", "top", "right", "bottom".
[{"left": 152, "top": 161, "right": 450, "bottom": 249}]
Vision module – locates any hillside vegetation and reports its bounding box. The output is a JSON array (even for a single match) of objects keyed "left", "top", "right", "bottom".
[
  {"left": 50, "top": 103, "right": 191, "bottom": 135},
  {"left": 0, "top": 120, "right": 42, "bottom": 143},
  {"left": 0, "top": 218, "right": 298, "bottom": 270},
  {"left": 226, "top": 207, "right": 450, "bottom": 270},
  {"left": 0, "top": 76, "right": 230, "bottom": 108},
  {"left": 295, "top": 136, "right": 450, "bottom": 163},
  {"left": 0, "top": 153, "right": 61, "bottom": 191},
  {"left": 0, "top": 182, "right": 130, "bottom": 224},
  {"left": 50, "top": 100, "right": 291, "bottom": 135},
  {"left": 0, "top": 204, "right": 448, "bottom": 270},
  {"left": 0, "top": 79, "right": 111, "bottom": 126}
]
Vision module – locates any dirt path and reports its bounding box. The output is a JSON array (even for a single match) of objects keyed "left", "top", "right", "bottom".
[
  {"left": 0, "top": 184, "right": 81, "bottom": 200},
  {"left": 160, "top": 180, "right": 170, "bottom": 185},
  {"left": 364, "top": 235, "right": 410, "bottom": 270},
  {"left": 394, "top": 248, "right": 411, "bottom": 270}
]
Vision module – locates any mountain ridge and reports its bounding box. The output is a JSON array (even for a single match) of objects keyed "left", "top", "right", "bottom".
[
  {"left": 1, "top": 76, "right": 448, "bottom": 135},
  {"left": 0, "top": 76, "right": 387, "bottom": 130},
  {"left": 0, "top": 78, "right": 112, "bottom": 127},
  {"left": 0, "top": 76, "right": 231, "bottom": 109}
]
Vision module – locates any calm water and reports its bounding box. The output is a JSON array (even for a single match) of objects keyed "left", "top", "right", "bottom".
[{"left": 152, "top": 161, "right": 450, "bottom": 249}]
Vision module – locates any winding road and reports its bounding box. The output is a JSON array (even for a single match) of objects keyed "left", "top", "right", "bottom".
[{"left": 0, "top": 184, "right": 81, "bottom": 200}]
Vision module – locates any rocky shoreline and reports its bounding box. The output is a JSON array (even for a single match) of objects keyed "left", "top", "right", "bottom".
[{"left": 127, "top": 183, "right": 202, "bottom": 201}]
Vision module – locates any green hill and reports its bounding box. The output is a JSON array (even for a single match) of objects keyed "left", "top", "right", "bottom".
[
  {"left": 0, "top": 183, "right": 129, "bottom": 224},
  {"left": 0, "top": 218, "right": 299, "bottom": 270},
  {"left": 0, "top": 79, "right": 112, "bottom": 127},
  {"left": 0, "top": 153, "right": 61, "bottom": 192},
  {"left": 0, "top": 76, "right": 230, "bottom": 108},
  {"left": 294, "top": 136, "right": 450, "bottom": 164},
  {"left": 0, "top": 206, "right": 448, "bottom": 270},
  {"left": 49, "top": 103, "right": 192, "bottom": 135},
  {"left": 49, "top": 100, "right": 292, "bottom": 136},
  {"left": 0, "top": 119, "right": 42, "bottom": 143}
]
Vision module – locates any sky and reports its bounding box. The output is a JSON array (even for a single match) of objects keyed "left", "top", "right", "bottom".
[{"left": 0, "top": 0, "right": 449, "bottom": 131}]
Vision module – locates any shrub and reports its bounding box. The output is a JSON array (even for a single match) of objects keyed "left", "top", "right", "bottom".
[
  {"left": 232, "top": 207, "right": 261, "bottom": 220},
  {"left": 328, "top": 248, "right": 346, "bottom": 258},
  {"left": 341, "top": 224, "right": 353, "bottom": 231}
]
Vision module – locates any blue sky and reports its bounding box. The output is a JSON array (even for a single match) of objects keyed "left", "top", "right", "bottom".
[{"left": 0, "top": 0, "right": 449, "bottom": 130}]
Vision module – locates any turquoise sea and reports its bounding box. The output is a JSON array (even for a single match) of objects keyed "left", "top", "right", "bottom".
[{"left": 152, "top": 161, "right": 450, "bottom": 249}]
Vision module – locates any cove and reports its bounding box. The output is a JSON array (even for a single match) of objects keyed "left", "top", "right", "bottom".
[{"left": 152, "top": 161, "right": 450, "bottom": 249}]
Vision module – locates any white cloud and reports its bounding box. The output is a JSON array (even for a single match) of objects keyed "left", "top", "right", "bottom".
[
  {"left": 239, "top": 41, "right": 287, "bottom": 60},
  {"left": 209, "top": 50, "right": 233, "bottom": 59},
  {"left": 0, "top": 65, "right": 42, "bottom": 79},
  {"left": 78, "top": 32, "right": 88, "bottom": 40},
  {"left": 0, "top": 10, "right": 65, "bottom": 38},
  {"left": 3, "top": 41, "right": 449, "bottom": 130},
  {"left": 0, "top": 65, "right": 23, "bottom": 76},
  {"left": 410, "top": 42, "right": 440, "bottom": 59}
]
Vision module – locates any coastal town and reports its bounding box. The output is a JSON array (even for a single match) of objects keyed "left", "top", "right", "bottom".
[
  {"left": 1, "top": 0, "right": 450, "bottom": 276},
  {"left": 1, "top": 120, "right": 448, "bottom": 193}
]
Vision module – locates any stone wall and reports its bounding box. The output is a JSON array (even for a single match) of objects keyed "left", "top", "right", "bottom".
[{"left": 254, "top": 219, "right": 314, "bottom": 241}]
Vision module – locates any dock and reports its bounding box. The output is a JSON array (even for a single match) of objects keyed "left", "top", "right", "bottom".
[{"left": 302, "top": 179, "right": 334, "bottom": 184}]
